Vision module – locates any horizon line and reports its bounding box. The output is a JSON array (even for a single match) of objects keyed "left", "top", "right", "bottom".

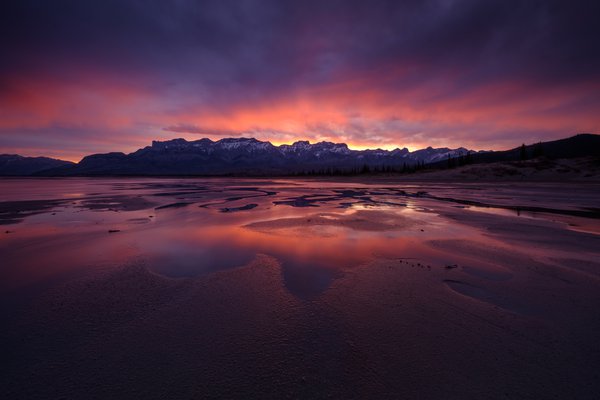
[{"left": 4, "top": 132, "right": 596, "bottom": 163}]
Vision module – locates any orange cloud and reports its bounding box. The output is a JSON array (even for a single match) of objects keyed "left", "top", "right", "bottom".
[{"left": 1, "top": 66, "right": 598, "bottom": 160}]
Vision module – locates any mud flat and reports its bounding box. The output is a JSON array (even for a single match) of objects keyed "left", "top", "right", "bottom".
[{"left": 1, "top": 178, "right": 599, "bottom": 399}]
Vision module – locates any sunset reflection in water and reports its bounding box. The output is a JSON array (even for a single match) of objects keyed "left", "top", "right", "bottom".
[
  {"left": 1, "top": 179, "right": 468, "bottom": 298},
  {"left": 1, "top": 178, "right": 598, "bottom": 300}
]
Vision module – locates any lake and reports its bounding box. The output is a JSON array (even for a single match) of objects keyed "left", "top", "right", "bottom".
[{"left": 2, "top": 177, "right": 600, "bottom": 398}]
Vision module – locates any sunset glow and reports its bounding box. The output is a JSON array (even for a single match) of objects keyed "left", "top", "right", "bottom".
[
  {"left": 2, "top": 3, "right": 600, "bottom": 397},
  {"left": 1, "top": 1, "right": 598, "bottom": 160}
]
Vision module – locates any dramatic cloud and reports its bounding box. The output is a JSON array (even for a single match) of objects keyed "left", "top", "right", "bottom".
[{"left": 1, "top": 0, "right": 598, "bottom": 159}]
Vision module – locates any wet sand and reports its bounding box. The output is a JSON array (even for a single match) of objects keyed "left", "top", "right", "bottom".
[{"left": 1, "top": 178, "right": 599, "bottom": 399}]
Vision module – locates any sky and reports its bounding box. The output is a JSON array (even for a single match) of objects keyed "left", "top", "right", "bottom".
[{"left": 1, "top": 0, "right": 599, "bottom": 161}]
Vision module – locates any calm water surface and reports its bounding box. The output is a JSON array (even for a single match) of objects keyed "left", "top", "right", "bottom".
[
  {"left": 2, "top": 178, "right": 599, "bottom": 300},
  {"left": 2, "top": 177, "right": 600, "bottom": 399}
]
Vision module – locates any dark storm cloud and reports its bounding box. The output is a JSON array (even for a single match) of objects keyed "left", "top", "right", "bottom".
[
  {"left": 2, "top": 0, "right": 598, "bottom": 94},
  {"left": 0, "top": 0, "right": 598, "bottom": 158}
]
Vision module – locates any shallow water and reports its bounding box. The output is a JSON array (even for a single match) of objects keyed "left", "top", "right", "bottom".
[
  {"left": 1, "top": 178, "right": 599, "bottom": 298},
  {"left": 2, "top": 178, "right": 600, "bottom": 398}
]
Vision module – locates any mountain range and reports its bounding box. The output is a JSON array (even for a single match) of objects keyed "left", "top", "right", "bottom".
[
  {"left": 0, "top": 154, "right": 74, "bottom": 176},
  {"left": 0, "top": 134, "right": 598, "bottom": 176}
]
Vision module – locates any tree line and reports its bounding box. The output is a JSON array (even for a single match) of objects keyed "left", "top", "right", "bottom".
[{"left": 289, "top": 160, "right": 430, "bottom": 176}]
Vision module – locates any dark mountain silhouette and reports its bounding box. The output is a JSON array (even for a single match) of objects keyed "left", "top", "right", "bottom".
[
  {"left": 0, "top": 154, "right": 74, "bottom": 176},
  {"left": 1, "top": 133, "right": 598, "bottom": 176},
  {"left": 428, "top": 133, "right": 600, "bottom": 169}
]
